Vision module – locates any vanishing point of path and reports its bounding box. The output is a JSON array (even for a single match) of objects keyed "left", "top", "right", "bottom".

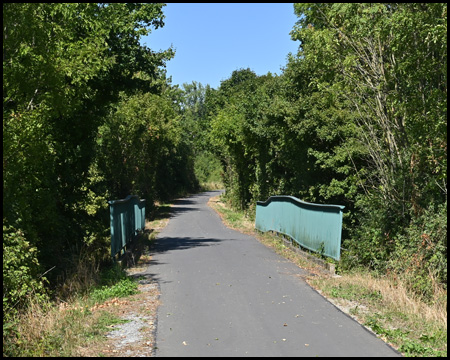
[{"left": 146, "top": 191, "right": 400, "bottom": 357}]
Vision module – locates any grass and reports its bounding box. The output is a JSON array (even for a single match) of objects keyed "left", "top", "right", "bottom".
[
  {"left": 3, "top": 275, "right": 132, "bottom": 357},
  {"left": 89, "top": 273, "right": 139, "bottom": 303},
  {"left": 208, "top": 194, "right": 447, "bottom": 357},
  {"left": 310, "top": 273, "right": 447, "bottom": 357},
  {"left": 3, "top": 203, "right": 170, "bottom": 357}
]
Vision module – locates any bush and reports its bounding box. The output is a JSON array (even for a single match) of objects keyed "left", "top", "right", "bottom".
[
  {"left": 3, "top": 220, "right": 49, "bottom": 320},
  {"left": 387, "top": 201, "right": 447, "bottom": 300}
]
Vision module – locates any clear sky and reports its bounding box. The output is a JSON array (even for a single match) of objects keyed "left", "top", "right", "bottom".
[{"left": 141, "top": 3, "right": 301, "bottom": 89}]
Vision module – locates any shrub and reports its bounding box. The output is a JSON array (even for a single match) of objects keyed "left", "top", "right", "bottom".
[
  {"left": 3, "top": 220, "right": 49, "bottom": 320},
  {"left": 388, "top": 201, "right": 447, "bottom": 300}
]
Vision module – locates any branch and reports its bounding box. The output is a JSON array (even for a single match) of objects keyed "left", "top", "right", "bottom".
[{"left": 26, "top": 88, "right": 39, "bottom": 111}]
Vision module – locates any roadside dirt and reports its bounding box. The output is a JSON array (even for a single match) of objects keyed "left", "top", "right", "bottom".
[
  {"left": 76, "top": 217, "right": 168, "bottom": 357},
  {"left": 78, "top": 277, "right": 160, "bottom": 357}
]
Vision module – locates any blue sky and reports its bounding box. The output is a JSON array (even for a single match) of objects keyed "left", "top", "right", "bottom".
[{"left": 141, "top": 3, "right": 301, "bottom": 89}]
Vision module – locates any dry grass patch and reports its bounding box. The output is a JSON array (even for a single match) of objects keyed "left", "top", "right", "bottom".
[
  {"left": 308, "top": 272, "right": 447, "bottom": 356},
  {"left": 3, "top": 295, "right": 125, "bottom": 357}
]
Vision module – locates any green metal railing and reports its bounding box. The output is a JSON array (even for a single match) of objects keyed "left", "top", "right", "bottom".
[
  {"left": 255, "top": 196, "right": 345, "bottom": 260},
  {"left": 108, "top": 195, "right": 146, "bottom": 259}
]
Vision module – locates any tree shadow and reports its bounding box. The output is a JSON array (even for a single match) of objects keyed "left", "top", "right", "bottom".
[
  {"left": 171, "top": 198, "right": 198, "bottom": 206},
  {"left": 167, "top": 206, "right": 199, "bottom": 219},
  {"left": 124, "top": 236, "right": 222, "bottom": 284},
  {"left": 155, "top": 236, "right": 221, "bottom": 252},
  {"left": 123, "top": 190, "right": 226, "bottom": 283}
]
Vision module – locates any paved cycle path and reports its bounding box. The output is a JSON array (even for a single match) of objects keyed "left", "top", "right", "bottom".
[{"left": 148, "top": 191, "right": 400, "bottom": 357}]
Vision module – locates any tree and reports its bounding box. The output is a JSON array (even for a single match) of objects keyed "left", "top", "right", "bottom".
[
  {"left": 289, "top": 3, "right": 447, "bottom": 294},
  {"left": 3, "top": 3, "right": 174, "bottom": 313},
  {"left": 96, "top": 89, "right": 198, "bottom": 203},
  {"left": 291, "top": 3, "right": 447, "bottom": 212}
]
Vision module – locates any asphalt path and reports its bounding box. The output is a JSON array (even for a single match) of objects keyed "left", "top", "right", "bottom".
[{"left": 147, "top": 191, "right": 400, "bottom": 357}]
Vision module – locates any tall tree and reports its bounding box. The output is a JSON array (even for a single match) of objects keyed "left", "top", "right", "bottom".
[
  {"left": 3, "top": 3, "right": 174, "bottom": 313},
  {"left": 291, "top": 3, "right": 447, "bottom": 213},
  {"left": 289, "top": 3, "right": 447, "bottom": 292}
]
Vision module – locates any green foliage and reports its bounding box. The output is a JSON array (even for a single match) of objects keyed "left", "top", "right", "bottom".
[
  {"left": 3, "top": 2, "right": 446, "bottom": 334},
  {"left": 179, "top": 81, "right": 223, "bottom": 189},
  {"left": 2, "top": 2, "right": 187, "bottom": 320},
  {"left": 365, "top": 313, "right": 446, "bottom": 357},
  {"left": 89, "top": 278, "right": 138, "bottom": 303},
  {"left": 205, "top": 4, "right": 447, "bottom": 298},
  {"left": 3, "top": 221, "right": 49, "bottom": 320},
  {"left": 96, "top": 91, "right": 192, "bottom": 201},
  {"left": 88, "top": 263, "right": 138, "bottom": 303},
  {"left": 194, "top": 151, "right": 223, "bottom": 185},
  {"left": 387, "top": 201, "right": 447, "bottom": 299},
  {"left": 288, "top": 3, "right": 447, "bottom": 297}
]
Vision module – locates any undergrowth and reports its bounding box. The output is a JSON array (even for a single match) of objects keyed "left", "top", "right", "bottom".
[{"left": 3, "top": 240, "right": 146, "bottom": 357}]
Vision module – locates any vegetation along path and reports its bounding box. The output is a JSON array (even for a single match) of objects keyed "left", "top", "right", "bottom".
[{"left": 144, "top": 191, "right": 400, "bottom": 357}]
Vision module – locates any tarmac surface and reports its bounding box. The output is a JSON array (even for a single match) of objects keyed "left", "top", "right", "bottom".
[{"left": 147, "top": 191, "right": 400, "bottom": 357}]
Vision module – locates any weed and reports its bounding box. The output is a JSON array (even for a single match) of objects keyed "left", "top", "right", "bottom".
[{"left": 89, "top": 278, "right": 138, "bottom": 303}]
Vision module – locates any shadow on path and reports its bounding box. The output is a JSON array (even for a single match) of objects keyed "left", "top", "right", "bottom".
[{"left": 153, "top": 236, "right": 221, "bottom": 253}]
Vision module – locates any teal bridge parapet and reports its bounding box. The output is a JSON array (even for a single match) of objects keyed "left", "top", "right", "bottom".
[
  {"left": 108, "top": 195, "right": 146, "bottom": 259},
  {"left": 255, "top": 196, "right": 344, "bottom": 261}
]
